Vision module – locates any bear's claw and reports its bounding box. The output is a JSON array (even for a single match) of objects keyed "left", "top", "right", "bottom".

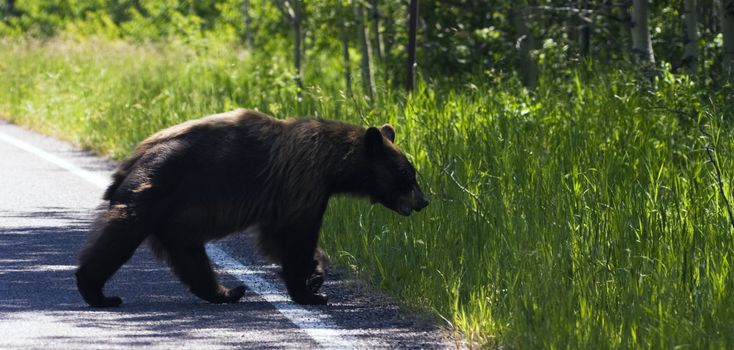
[
  {"left": 292, "top": 292, "right": 328, "bottom": 305},
  {"left": 76, "top": 270, "right": 123, "bottom": 308},
  {"left": 225, "top": 285, "right": 247, "bottom": 303},
  {"left": 306, "top": 274, "right": 324, "bottom": 293},
  {"left": 86, "top": 296, "right": 123, "bottom": 308}
]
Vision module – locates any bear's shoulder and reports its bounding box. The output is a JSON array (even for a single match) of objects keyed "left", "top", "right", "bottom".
[{"left": 144, "top": 109, "right": 276, "bottom": 144}]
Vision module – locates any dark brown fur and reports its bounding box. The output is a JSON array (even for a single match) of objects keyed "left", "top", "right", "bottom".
[{"left": 76, "top": 109, "right": 428, "bottom": 307}]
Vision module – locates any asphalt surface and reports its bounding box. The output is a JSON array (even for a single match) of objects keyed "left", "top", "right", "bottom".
[{"left": 0, "top": 119, "right": 459, "bottom": 349}]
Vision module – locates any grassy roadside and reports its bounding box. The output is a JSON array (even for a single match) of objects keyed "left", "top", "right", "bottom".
[{"left": 2, "top": 38, "right": 734, "bottom": 348}]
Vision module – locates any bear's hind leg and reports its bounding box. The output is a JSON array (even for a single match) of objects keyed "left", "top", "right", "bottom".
[
  {"left": 163, "top": 242, "right": 246, "bottom": 304},
  {"left": 76, "top": 211, "right": 148, "bottom": 307}
]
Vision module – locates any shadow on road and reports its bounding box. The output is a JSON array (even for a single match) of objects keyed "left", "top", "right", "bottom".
[
  {"left": 0, "top": 206, "right": 451, "bottom": 349},
  {"left": 0, "top": 207, "right": 313, "bottom": 348}
]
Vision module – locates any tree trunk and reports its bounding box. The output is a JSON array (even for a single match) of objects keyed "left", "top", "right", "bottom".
[
  {"left": 721, "top": 0, "right": 734, "bottom": 80},
  {"left": 681, "top": 0, "right": 699, "bottom": 73},
  {"left": 578, "top": 0, "right": 590, "bottom": 57},
  {"left": 242, "top": 0, "right": 254, "bottom": 49},
  {"left": 3, "top": 0, "right": 14, "bottom": 17},
  {"left": 355, "top": 2, "right": 375, "bottom": 100},
  {"left": 292, "top": 1, "right": 304, "bottom": 91},
  {"left": 370, "top": 0, "right": 383, "bottom": 62},
  {"left": 406, "top": 0, "right": 418, "bottom": 91},
  {"left": 630, "top": 0, "right": 655, "bottom": 64},
  {"left": 512, "top": 3, "right": 538, "bottom": 88},
  {"left": 383, "top": 1, "right": 396, "bottom": 84},
  {"left": 302, "top": 25, "right": 309, "bottom": 74},
  {"left": 274, "top": 0, "right": 304, "bottom": 91},
  {"left": 342, "top": 29, "right": 352, "bottom": 97}
]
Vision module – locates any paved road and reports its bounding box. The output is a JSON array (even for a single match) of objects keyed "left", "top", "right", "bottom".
[{"left": 0, "top": 120, "right": 458, "bottom": 349}]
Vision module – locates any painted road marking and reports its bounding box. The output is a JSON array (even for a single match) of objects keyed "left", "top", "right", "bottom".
[
  {"left": 207, "top": 245, "right": 357, "bottom": 349},
  {"left": 0, "top": 132, "right": 109, "bottom": 189},
  {"left": 0, "top": 130, "right": 359, "bottom": 349}
]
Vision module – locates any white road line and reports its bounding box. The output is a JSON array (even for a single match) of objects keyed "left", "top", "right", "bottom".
[
  {"left": 207, "top": 246, "right": 358, "bottom": 349},
  {"left": 0, "top": 132, "right": 109, "bottom": 189},
  {"left": 0, "top": 130, "right": 359, "bottom": 350}
]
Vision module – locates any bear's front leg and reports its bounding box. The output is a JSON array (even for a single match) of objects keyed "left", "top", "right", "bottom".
[
  {"left": 280, "top": 227, "right": 328, "bottom": 305},
  {"left": 284, "top": 263, "right": 328, "bottom": 305},
  {"left": 306, "top": 246, "right": 329, "bottom": 293}
]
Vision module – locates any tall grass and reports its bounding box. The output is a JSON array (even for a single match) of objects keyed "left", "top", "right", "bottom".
[{"left": 2, "top": 38, "right": 734, "bottom": 348}]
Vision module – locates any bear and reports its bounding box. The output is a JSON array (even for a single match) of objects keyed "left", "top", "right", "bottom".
[{"left": 75, "top": 109, "right": 429, "bottom": 307}]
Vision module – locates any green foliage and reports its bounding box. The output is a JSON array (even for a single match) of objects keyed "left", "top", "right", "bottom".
[
  {"left": 2, "top": 38, "right": 734, "bottom": 348},
  {"left": 3, "top": 0, "right": 734, "bottom": 348},
  {"left": 2, "top": 0, "right": 733, "bottom": 85}
]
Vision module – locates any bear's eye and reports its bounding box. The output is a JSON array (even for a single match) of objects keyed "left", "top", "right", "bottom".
[
  {"left": 394, "top": 165, "right": 416, "bottom": 191},
  {"left": 403, "top": 163, "right": 416, "bottom": 182},
  {"left": 396, "top": 166, "right": 411, "bottom": 180}
]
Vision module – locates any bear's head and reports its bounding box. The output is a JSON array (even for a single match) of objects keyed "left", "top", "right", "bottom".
[{"left": 364, "top": 124, "right": 429, "bottom": 216}]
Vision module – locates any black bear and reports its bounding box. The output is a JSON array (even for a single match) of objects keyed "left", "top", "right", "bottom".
[{"left": 75, "top": 109, "right": 429, "bottom": 307}]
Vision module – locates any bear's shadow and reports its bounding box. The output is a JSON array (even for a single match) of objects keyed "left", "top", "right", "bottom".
[
  {"left": 0, "top": 209, "right": 306, "bottom": 344},
  {"left": 0, "top": 207, "right": 446, "bottom": 348}
]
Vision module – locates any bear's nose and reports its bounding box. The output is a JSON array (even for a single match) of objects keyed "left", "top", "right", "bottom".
[{"left": 414, "top": 193, "right": 429, "bottom": 211}]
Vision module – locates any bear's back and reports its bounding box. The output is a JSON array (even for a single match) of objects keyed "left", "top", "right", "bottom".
[{"left": 103, "top": 109, "right": 282, "bottom": 201}]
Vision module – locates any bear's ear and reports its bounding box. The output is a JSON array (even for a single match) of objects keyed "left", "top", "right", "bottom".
[
  {"left": 381, "top": 124, "right": 396, "bottom": 143},
  {"left": 365, "top": 127, "right": 385, "bottom": 155}
]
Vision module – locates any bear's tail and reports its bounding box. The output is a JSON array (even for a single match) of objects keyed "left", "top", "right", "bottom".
[
  {"left": 102, "top": 170, "right": 126, "bottom": 201},
  {"left": 102, "top": 149, "right": 148, "bottom": 200}
]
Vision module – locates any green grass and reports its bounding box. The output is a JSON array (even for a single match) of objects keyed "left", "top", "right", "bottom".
[{"left": 2, "top": 38, "right": 734, "bottom": 348}]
